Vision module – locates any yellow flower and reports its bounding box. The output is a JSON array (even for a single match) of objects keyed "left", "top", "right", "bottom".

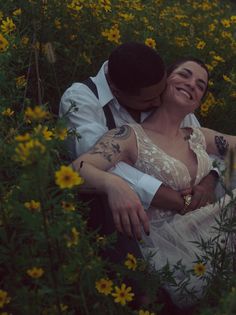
[
  {"left": 208, "top": 23, "right": 216, "bottom": 32},
  {"left": 175, "top": 14, "right": 187, "bottom": 20},
  {"left": 21, "top": 36, "right": 29, "bottom": 45},
  {"left": 118, "top": 12, "right": 134, "bottom": 21},
  {"left": 95, "top": 278, "right": 113, "bottom": 295},
  {"left": 124, "top": 253, "right": 137, "bottom": 271},
  {"left": 27, "top": 267, "right": 44, "bottom": 278},
  {"left": 196, "top": 40, "right": 206, "bottom": 49},
  {"left": 24, "top": 200, "right": 41, "bottom": 211},
  {"left": 201, "top": 3, "right": 211, "bottom": 10},
  {"left": 54, "top": 127, "right": 68, "bottom": 140},
  {"left": 1, "top": 17, "right": 16, "bottom": 34},
  {"left": 2, "top": 108, "right": 14, "bottom": 117},
  {"left": 206, "top": 63, "right": 213, "bottom": 72},
  {"left": 98, "top": 0, "right": 111, "bottom": 12},
  {"left": 54, "top": 18, "right": 61, "bottom": 29},
  {"left": 200, "top": 103, "right": 209, "bottom": 113},
  {"left": 139, "top": 310, "right": 155, "bottom": 315},
  {"left": 231, "top": 15, "right": 236, "bottom": 23},
  {"left": 15, "top": 75, "right": 27, "bottom": 88},
  {"left": 174, "top": 36, "right": 188, "bottom": 47},
  {"left": 145, "top": 38, "right": 156, "bottom": 49},
  {"left": 221, "top": 19, "right": 231, "bottom": 28},
  {"left": 208, "top": 79, "right": 214, "bottom": 87},
  {"left": 179, "top": 22, "right": 189, "bottom": 27},
  {"left": 24, "top": 106, "right": 50, "bottom": 122},
  {"left": 112, "top": 283, "right": 134, "bottom": 306},
  {"left": 221, "top": 31, "right": 232, "bottom": 39},
  {"left": 193, "top": 262, "right": 206, "bottom": 277},
  {"left": 15, "top": 139, "right": 46, "bottom": 164},
  {"left": 223, "top": 74, "right": 232, "bottom": 83},
  {"left": 67, "top": 0, "right": 83, "bottom": 12},
  {"left": 0, "top": 33, "right": 9, "bottom": 52},
  {"left": 59, "top": 304, "right": 68, "bottom": 311},
  {"left": 34, "top": 125, "right": 53, "bottom": 140},
  {"left": 0, "top": 290, "right": 11, "bottom": 308},
  {"left": 101, "top": 25, "right": 121, "bottom": 44},
  {"left": 61, "top": 201, "right": 75, "bottom": 212},
  {"left": 66, "top": 227, "right": 80, "bottom": 247},
  {"left": 230, "top": 91, "right": 236, "bottom": 98},
  {"left": 13, "top": 8, "right": 22, "bottom": 16},
  {"left": 213, "top": 55, "right": 225, "bottom": 63},
  {"left": 55, "top": 165, "right": 84, "bottom": 189},
  {"left": 15, "top": 133, "right": 31, "bottom": 142}
]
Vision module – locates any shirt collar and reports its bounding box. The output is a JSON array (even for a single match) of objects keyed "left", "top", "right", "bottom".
[{"left": 91, "top": 61, "right": 115, "bottom": 107}]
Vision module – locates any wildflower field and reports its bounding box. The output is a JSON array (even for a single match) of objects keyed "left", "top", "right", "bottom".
[{"left": 1, "top": 0, "right": 236, "bottom": 314}]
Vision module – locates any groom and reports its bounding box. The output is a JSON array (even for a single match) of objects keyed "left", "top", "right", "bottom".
[{"left": 59, "top": 42, "right": 217, "bottom": 241}]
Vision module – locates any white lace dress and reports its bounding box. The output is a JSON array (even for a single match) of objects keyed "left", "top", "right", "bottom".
[{"left": 129, "top": 124, "right": 235, "bottom": 307}]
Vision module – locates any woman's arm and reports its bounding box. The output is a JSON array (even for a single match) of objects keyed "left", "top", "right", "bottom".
[
  {"left": 72, "top": 125, "right": 150, "bottom": 240},
  {"left": 72, "top": 125, "right": 135, "bottom": 182},
  {"left": 201, "top": 127, "right": 236, "bottom": 157}
]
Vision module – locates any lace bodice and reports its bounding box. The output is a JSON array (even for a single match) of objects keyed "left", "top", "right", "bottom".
[{"left": 130, "top": 124, "right": 213, "bottom": 191}]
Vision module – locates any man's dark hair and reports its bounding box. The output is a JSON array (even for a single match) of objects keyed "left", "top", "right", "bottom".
[
  {"left": 108, "top": 42, "right": 165, "bottom": 94},
  {"left": 167, "top": 57, "right": 209, "bottom": 100}
]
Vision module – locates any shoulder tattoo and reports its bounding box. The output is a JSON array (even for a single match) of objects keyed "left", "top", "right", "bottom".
[
  {"left": 113, "top": 125, "right": 131, "bottom": 139},
  {"left": 90, "top": 139, "right": 121, "bottom": 162},
  {"left": 215, "top": 135, "right": 229, "bottom": 156},
  {"left": 89, "top": 126, "right": 131, "bottom": 162}
]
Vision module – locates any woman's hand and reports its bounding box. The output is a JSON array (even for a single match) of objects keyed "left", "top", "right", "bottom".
[
  {"left": 180, "top": 171, "right": 217, "bottom": 213},
  {"left": 104, "top": 175, "right": 150, "bottom": 241}
]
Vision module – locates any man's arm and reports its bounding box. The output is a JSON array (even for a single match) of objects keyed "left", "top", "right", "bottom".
[
  {"left": 111, "top": 162, "right": 184, "bottom": 211},
  {"left": 59, "top": 83, "right": 108, "bottom": 158}
]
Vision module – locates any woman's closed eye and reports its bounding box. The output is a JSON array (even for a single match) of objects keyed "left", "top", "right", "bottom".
[
  {"left": 178, "top": 71, "right": 189, "bottom": 78},
  {"left": 197, "top": 84, "right": 205, "bottom": 91}
]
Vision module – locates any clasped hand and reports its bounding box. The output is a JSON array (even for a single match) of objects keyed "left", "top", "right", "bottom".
[{"left": 180, "top": 172, "right": 217, "bottom": 213}]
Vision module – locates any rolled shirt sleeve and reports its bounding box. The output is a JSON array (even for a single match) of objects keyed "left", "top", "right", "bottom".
[{"left": 109, "top": 161, "right": 162, "bottom": 209}]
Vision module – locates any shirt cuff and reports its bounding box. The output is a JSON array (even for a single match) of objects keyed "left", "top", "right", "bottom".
[
  {"left": 109, "top": 162, "right": 162, "bottom": 209},
  {"left": 136, "top": 174, "right": 162, "bottom": 209}
]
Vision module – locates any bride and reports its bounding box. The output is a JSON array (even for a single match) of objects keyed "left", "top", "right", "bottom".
[{"left": 72, "top": 58, "right": 236, "bottom": 307}]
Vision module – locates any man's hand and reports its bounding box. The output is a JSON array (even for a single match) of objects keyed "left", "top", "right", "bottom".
[
  {"left": 151, "top": 185, "right": 185, "bottom": 212},
  {"left": 105, "top": 176, "right": 149, "bottom": 241},
  {"left": 184, "top": 171, "right": 218, "bottom": 211}
]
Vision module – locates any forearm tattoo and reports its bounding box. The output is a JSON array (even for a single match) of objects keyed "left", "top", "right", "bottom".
[
  {"left": 89, "top": 125, "right": 131, "bottom": 162},
  {"left": 215, "top": 135, "right": 229, "bottom": 156}
]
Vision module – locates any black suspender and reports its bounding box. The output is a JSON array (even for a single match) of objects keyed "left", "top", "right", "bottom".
[{"left": 82, "top": 78, "right": 116, "bottom": 130}]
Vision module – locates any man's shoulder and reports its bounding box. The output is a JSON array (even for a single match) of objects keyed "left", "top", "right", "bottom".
[
  {"left": 61, "top": 80, "right": 100, "bottom": 101},
  {"left": 64, "top": 81, "right": 92, "bottom": 94}
]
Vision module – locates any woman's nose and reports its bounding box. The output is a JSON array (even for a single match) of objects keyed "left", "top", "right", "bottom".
[{"left": 185, "top": 80, "right": 195, "bottom": 90}]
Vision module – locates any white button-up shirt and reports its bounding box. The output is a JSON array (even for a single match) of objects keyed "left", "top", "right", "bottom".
[{"left": 59, "top": 61, "right": 201, "bottom": 209}]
